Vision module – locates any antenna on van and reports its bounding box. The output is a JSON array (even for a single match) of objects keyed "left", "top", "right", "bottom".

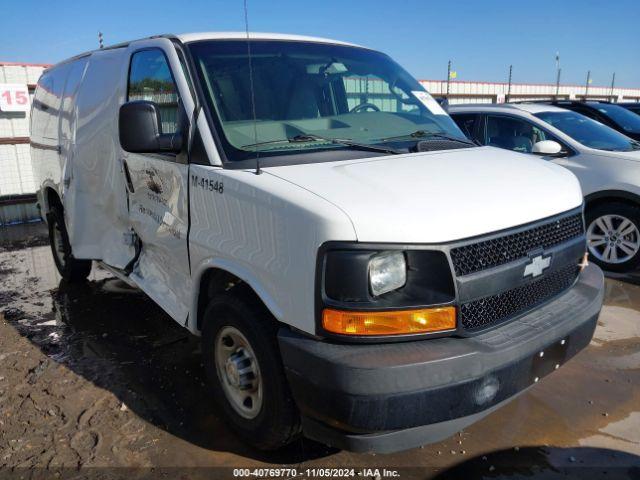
[{"left": 243, "top": 0, "right": 261, "bottom": 175}]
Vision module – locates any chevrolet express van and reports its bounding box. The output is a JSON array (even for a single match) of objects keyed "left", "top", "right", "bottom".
[{"left": 31, "top": 32, "right": 604, "bottom": 453}]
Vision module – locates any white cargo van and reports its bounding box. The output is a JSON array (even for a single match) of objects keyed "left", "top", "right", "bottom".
[{"left": 31, "top": 32, "right": 604, "bottom": 453}]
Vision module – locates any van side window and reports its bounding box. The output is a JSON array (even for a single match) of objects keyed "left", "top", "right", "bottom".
[{"left": 128, "top": 49, "right": 179, "bottom": 134}]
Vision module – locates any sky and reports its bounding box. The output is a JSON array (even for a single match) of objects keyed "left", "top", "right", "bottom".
[{"left": 1, "top": 0, "right": 639, "bottom": 88}]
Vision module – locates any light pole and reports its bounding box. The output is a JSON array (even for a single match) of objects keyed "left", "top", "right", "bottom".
[
  {"left": 610, "top": 72, "right": 616, "bottom": 102},
  {"left": 585, "top": 70, "right": 591, "bottom": 100},
  {"left": 446, "top": 60, "right": 451, "bottom": 98},
  {"left": 555, "top": 52, "right": 561, "bottom": 99},
  {"left": 506, "top": 65, "right": 513, "bottom": 103}
]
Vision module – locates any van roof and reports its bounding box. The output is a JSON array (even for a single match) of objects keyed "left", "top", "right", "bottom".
[
  {"left": 46, "top": 32, "right": 365, "bottom": 71},
  {"left": 175, "top": 31, "right": 362, "bottom": 48}
]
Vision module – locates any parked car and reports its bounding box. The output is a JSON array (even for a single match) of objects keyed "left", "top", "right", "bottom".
[
  {"left": 533, "top": 100, "right": 640, "bottom": 142},
  {"left": 617, "top": 102, "right": 640, "bottom": 116},
  {"left": 450, "top": 103, "right": 640, "bottom": 272},
  {"left": 31, "top": 32, "right": 603, "bottom": 453}
]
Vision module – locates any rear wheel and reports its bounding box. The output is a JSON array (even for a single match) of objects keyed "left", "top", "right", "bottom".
[
  {"left": 201, "top": 289, "right": 300, "bottom": 450},
  {"left": 586, "top": 202, "right": 640, "bottom": 273},
  {"left": 47, "top": 207, "right": 92, "bottom": 282}
]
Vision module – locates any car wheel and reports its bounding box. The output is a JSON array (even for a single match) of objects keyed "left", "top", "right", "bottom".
[
  {"left": 586, "top": 202, "right": 640, "bottom": 273},
  {"left": 201, "top": 288, "right": 301, "bottom": 450},
  {"left": 47, "top": 207, "right": 92, "bottom": 282}
]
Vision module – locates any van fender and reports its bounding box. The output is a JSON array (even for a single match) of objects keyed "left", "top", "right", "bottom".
[{"left": 190, "top": 257, "right": 284, "bottom": 335}]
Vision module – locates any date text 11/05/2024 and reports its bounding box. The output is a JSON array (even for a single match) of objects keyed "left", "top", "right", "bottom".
[{"left": 233, "top": 468, "right": 400, "bottom": 478}]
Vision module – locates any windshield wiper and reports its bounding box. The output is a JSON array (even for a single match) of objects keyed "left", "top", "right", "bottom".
[
  {"left": 243, "top": 133, "right": 402, "bottom": 155},
  {"left": 241, "top": 134, "right": 326, "bottom": 148},
  {"left": 380, "top": 130, "right": 479, "bottom": 146},
  {"left": 306, "top": 133, "right": 402, "bottom": 155}
]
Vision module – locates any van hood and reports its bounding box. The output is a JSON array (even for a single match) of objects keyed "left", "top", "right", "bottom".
[{"left": 266, "top": 146, "right": 583, "bottom": 243}]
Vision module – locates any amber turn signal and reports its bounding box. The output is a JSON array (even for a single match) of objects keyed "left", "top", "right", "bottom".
[{"left": 322, "top": 306, "right": 456, "bottom": 336}]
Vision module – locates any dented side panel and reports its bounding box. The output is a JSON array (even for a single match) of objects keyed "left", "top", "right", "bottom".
[
  {"left": 67, "top": 49, "right": 135, "bottom": 267},
  {"left": 127, "top": 156, "right": 191, "bottom": 323}
]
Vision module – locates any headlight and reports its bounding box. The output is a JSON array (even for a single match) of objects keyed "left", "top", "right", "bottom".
[
  {"left": 321, "top": 245, "right": 457, "bottom": 338},
  {"left": 369, "top": 251, "right": 406, "bottom": 296}
]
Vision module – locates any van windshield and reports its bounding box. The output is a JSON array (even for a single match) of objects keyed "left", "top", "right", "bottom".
[
  {"left": 188, "top": 39, "right": 467, "bottom": 163},
  {"left": 535, "top": 111, "right": 640, "bottom": 152}
]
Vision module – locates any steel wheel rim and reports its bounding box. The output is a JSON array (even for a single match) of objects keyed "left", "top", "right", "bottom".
[
  {"left": 52, "top": 222, "right": 66, "bottom": 267},
  {"left": 587, "top": 214, "right": 640, "bottom": 265},
  {"left": 214, "top": 326, "right": 263, "bottom": 419}
]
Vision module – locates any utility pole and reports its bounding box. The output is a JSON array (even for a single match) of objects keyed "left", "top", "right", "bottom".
[
  {"left": 98, "top": 32, "right": 104, "bottom": 49},
  {"left": 555, "top": 52, "right": 561, "bottom": 99},
  {"left": 610, "top": 72, "right": 616, "bottom": 102},
  {"left": 584, "top": 70, "right": 591, "bottom": 101},
  {"left": 506, "top": 64, "right": 513, "bottom": 103},
  {"left": 446, "top": 60, "right": 451, "bottom": 98}
]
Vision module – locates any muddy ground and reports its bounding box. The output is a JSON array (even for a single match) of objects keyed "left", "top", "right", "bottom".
[{"left": 0, "top": 222, "right": 639, "bottom": 479}]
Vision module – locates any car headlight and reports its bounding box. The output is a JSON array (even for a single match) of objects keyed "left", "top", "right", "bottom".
[
  {"left": 369, "top": 251, "right": 406, "bottom": 296},
  {"left": 320, "top": 245, "right": 457, "bottom": 338}
]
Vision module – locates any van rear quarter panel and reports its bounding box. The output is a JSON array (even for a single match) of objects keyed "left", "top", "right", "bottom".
[
  {"left": 67, "top": 48, "right": 133, "bottom": 263},
  {"left": 31, "top": 65, "right": 67, "bottom": 211},
  {"left": 188, "top": 165, "right": 356, "bottom": 335}
]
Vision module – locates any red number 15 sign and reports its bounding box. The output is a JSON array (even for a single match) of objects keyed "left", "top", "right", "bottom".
[{"left": 0, "top": 84, "right": 30, "bottom": 112}]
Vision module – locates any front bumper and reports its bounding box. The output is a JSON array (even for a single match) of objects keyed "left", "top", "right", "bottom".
[{"left": 278, "top": 263, "right": 604, "bottom": 453}]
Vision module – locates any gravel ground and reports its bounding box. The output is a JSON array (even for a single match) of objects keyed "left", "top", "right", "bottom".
[{"left": 0, "top": 222, "right": 639, "bottom": 479}]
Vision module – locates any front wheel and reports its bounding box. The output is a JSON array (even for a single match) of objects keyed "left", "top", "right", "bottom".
[
  {"left": 47, "top": 207, "right": 92, "bottom": 282},
  {"left": 201, "top": 289, "right": 300, "bottom": 450},
  {"left": 586, "top": 202, "right": 640, "bottom": 273}
]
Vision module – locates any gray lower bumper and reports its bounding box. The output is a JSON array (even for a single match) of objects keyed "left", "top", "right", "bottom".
[{"left": 278, "top": 263, "right": 604, "bottom": 453}]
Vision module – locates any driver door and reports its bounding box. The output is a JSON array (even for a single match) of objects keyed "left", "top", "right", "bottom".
[{"left": 121, "top": 45, "right": 191, "bottom": 323}]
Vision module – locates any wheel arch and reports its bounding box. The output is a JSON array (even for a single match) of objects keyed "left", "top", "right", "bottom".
[
  {"left": 584, "top": 190, "right": 640, "bottom": 272},
  {"left": 584, "top": 190, "right": 640, "bottom": 211},
  {"left": 42, "top": 185, "right": 62, "bottom": 214},
  {"left": 191, "top": 259, "right": 284, "bottom": 334}
]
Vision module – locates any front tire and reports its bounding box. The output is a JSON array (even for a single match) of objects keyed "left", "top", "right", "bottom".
[
  {"left": 586, "top": 202, "right": 640, "bottom": 273},
  {"left": 201, "top": 288, "right": 300, "bottom": 450},
  {"left": 47, "top": 207, "right": 92, "bottom": 282}
]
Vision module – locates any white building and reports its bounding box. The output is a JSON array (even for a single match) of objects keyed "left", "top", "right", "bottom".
[
  {"left": 421, "top": 79, "right": 640, "bottom": 104},
  {"left": 1, "top": 62, "right": 48, "bottom": 224}
]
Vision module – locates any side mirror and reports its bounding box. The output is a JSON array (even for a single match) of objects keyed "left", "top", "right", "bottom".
[
  {"left": 532, "top": 140, "right": 563, "bottom": 156},
  {"left": 119, "top": 101, "right": 183, "bottom": 154}
]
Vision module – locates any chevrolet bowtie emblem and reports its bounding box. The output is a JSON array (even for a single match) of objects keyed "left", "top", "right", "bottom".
[{"left": 524, "top": 254, "right": 551, "bottom": 278}]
